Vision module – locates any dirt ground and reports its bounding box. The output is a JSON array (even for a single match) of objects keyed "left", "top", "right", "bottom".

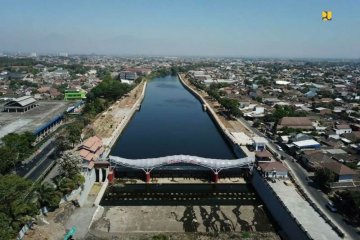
[
  {"left": 88, "top": 204, "right": 278, "bottom": 240},
  {"left": 25, "top": 183, "right": 103, "bottom": 240},
  {"left": 84, "top": 232, "right": 280, "bottom": 240},
  {"left": 92, "top": 81, "right": 145, "bottom": 139},
  {"left": 24, "top": 202, "right": 74, "bottom": 240}
]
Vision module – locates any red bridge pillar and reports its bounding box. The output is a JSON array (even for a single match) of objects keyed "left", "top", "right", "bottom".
[
  {"left": 145, "top": 172, "right": 151, "bottom": 183},
  {"left": 107, "top": 169, "right": 115, "bottom": 184},
  {"left": 213, "top": 172, "right": 219, "bottom": 183}
]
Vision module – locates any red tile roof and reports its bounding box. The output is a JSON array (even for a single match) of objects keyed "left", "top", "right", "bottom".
[
  {"left": 81, "top": 136, "right": 102, "bottom": 152},
  {"left": 259, "top": 161, "right": 288, "bottom": 172},
  {"left": 78, "top": 136, "right": 103, "bottom": 163},
  {"left": 255, "top": 150, "right": 272, "bottom": 158}
]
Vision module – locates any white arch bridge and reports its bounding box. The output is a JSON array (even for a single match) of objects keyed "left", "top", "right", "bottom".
[{"left": 109, "top": 155, "right": 255, "bottom": 182}]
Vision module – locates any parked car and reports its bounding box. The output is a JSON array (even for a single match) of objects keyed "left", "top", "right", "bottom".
[
  {"left": 326, "top": 201, "right": 337, "bottom": 212},
  {"left": 277, "top": 145, "right": 283, "bottom": 151}
]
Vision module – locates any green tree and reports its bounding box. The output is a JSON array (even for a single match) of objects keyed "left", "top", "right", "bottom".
[
  {"left": 66, "top": 122, "right": 83, "bottom": 146},
  {"left": 0, "top": 132, "right": 36, "bottom": 174},
  {"left": 314, "top": 168, "right": 336, "bottom": 189},
  {"left": 334, "top": 191, "right": 360, "bottom": 223},
  {"left": 34, "top": 182, "right": 62, "bottom": 210},
  {"left": 0, "top": 146, "right": 16, "bottom": 174},
  {"left": 0, "top": 212, "right": 13, "bottom": 239},
  {"left": 55, "top": 152, "right": 85, "bottom": 195},
  {"left": 56, "top": 174, "right": 85, "bottom": 195},
  {"left": 0, "top": 175, "right": 38, "bottom": 237},
  {"left": 255, "top": 96, "right": 263, "bottom": 103},
  {"left": 58, "top": 152, "right": 82, "bottom": 178},
  {"left": 219, "top": 98, "right": 242, "bottom": 118}
]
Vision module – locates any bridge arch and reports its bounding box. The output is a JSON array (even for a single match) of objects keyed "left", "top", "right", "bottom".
[{"left": 109, "top": 154, "right": 255, "bottom": 173}]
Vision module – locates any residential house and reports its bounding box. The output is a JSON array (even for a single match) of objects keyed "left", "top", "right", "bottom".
[
  {"left": 300, "top": 150, "right": 333, "bottom": 171},
  {"left": 255, "top": 150, "right": 272, "bottom": 162},
  {"left": 334, "top": 124, "right": 352, "bottom": 135},
  {"left": 315, "top": 107, "right": 332, "bottom": 115},
  {"left": 321, "top": 161, "right": 357, "bottom": 182},
  {"left": 258, "top": 161, "right": 289, "bottom": 179},
  {"left": 78, "top": 136, "right": 104, "bottom": 170},
  {"left": 253, "top": 136, "right": 267, "bottom": 151}
]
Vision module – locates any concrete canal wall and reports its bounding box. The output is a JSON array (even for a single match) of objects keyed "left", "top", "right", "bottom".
[
  {"left": 252, "top": 170, "right": 312, "bottom": 240},
  {"left": 178, "top": 74, "right": 248, "bottom": 158}
]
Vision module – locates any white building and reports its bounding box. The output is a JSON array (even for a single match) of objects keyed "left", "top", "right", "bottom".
[
  {"left": 334, "top": 124, "right": 352, "bottom": 135},
  {"left": 253, "top": 136, "right": 268, "bottom": 151}
]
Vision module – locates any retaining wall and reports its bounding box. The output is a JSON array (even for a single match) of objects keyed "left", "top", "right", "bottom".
[{"left": 252, "top": 170, "right": 312, "bottom": 240}]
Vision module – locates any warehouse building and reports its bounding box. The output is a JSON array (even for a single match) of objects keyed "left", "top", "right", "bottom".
[{"left": 3, "top": 96, "right": 37, "bottom": 112}]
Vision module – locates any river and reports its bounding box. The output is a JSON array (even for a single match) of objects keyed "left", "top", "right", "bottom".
[{"left": 111, "top": 75, "right": 236, "bottom": 159}]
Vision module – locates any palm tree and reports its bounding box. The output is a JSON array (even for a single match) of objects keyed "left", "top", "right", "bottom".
[{"left": 34, "top": 182, "right": 62, "bottom": 210}]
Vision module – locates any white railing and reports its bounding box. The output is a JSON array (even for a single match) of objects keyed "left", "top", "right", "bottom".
[{"left": 109, "top": 154, "right": 255, "bottom": 172}]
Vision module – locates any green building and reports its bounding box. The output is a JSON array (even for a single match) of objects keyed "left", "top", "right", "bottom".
[{"left": 64, "top": 89, "right": 87, "bottom": 101}]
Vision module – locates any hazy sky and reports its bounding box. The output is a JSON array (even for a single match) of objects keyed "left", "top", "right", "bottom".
[{"left": 0, "top": 0, "right": 359, "bottom": 58}]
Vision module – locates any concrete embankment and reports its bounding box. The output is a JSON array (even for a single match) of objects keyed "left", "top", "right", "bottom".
[
  {"left": 103, "top": 81, "right": 147, "bottom": 157},
  {"left": 178, "top": 74, "right": 250, "bottom": 159}
]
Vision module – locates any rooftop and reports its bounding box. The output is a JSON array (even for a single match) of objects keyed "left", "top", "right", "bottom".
[
  {"left": 321, "top": 161, "right": 356, "bottom": 176},
  {"left": 293, "top": 139, "right": 320, "bottom": 148},
  {"left": 259, "top": 161, "right": 288, "bottom": 172},
  {"left": 335, "top": 124, "right": 351, "bottom": 130},
  {"left": 4, "top": 96, "right": 36, "bottom": 107},
  {"left": 279, "top": 117, "right": 313, "bottom": 127}
]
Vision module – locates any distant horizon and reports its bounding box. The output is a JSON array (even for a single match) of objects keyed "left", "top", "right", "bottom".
[
  {"left": 0, "top": 0, "right": 359, "bottom": 59},
  {"left": 1, "top": 52, "right": 359, "bottom": 61}
]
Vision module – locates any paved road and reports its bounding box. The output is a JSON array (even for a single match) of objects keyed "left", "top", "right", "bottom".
[
  {"left": 16, "top": 138, "right": 58, "bottom": 181},
  {"left": 237, "top": 117, "right": 360, "bottom": 239}
]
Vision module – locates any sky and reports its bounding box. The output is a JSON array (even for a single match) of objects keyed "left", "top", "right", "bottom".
[{"left": 0, "top": 0, "right": 359, "bottom": 58}]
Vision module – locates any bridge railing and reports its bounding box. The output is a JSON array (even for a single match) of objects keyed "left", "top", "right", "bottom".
[{"left": 109, "top": 154, "right": 255, "bottom": 172}]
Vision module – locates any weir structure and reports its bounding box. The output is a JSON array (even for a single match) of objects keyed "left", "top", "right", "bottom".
[{"left": 109, "top": 155, "right": 255, "bottom": 183}]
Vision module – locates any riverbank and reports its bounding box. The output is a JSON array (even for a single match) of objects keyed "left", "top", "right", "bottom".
[
  {"left": 92, "top": 80, "right": 147, "bottom": 157},
  {"left": 178, "top": 73, "right": 253, "bottom": 159}
]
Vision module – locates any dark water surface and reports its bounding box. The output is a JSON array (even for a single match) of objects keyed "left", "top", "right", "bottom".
[{"left": 111, "top": 75, "right": 236, "bottom": 159}]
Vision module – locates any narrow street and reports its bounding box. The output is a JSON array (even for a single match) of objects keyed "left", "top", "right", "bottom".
[{"left": 16, "top": 137, "right": 58, "bottom": 181}]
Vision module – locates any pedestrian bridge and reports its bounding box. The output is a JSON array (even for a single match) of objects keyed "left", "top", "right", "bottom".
[{"left": 109, "top": 154, "right": 255, "bottom": 173}]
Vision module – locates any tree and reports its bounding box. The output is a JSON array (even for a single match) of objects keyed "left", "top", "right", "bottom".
[
  {"left": 0, "top": 212, "right": 13, "bottom": 239},
  {"left": 34, "top": 182, "right": 62, "bottom": 210},
  {"left": 57, "top": 135, "right": 73, "bottom": 152},
  {"left": 0, "top": 175, "right": 38, "bottom": 237},
  {"left": 2, "top": 131, "right": 35, "bottom": 160},
  {"left": 0, "top": 132, "right": 36, "bottom": 175},
  {"left": 55, "top": 174, "right": 85, "bottom": 195},
  {"left": 0, "top": 146, "right": 16, "bottom": 174},
  {"left": 219, "top": 98, "right": 242, "bottom": 118},
  {"left": 58, "top": 151, "right": 82, "bottom": 177},
  {"left": 255, "top": 96, "right": 263, "bottom": 103},
  {"left": 314, "top": 168, "right": 336, "bottom": 189},
  {"left": 334, "top": 191, "right": 360, "bottom": 223},
  {"left": 66, "top": 122, "right": 83, "bottom": 147},
  {"left": 56, "top": 152, "right": 85, "bottom": 195}
]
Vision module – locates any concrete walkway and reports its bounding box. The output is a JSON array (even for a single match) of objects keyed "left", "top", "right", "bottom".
[{"left": 269, "top": 181, "right": 339, "bottom": 240}]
